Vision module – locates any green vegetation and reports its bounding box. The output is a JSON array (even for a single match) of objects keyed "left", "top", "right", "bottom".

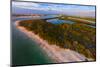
[
  {"left": 58, "top": 15, "right": 96, "bottom": 26},
  {"left": 58, "top": 15, "right": 96, "bottom": 22},
  {"left": 19, "top": 17, "right": 96, "bottom": 60}
]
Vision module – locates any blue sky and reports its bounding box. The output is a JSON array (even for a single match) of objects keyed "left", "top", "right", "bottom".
[
  {"left": 12, "top": 1, "right": 95, "bottom": 11},
  {"left": 12, "top": 1, "right": 95, "bottom": 17}
]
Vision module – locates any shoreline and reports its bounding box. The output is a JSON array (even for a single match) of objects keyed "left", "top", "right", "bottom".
[{"left": 15, "top": 20, "right": 90, "bottom": 63}]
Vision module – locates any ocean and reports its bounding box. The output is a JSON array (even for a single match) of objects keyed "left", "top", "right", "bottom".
[{"left": 11, "top": 18, "right": 54, "bottom": 66}]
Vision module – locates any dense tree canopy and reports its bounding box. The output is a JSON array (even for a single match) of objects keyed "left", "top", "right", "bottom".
[{"left": 19, "top": 17, "right": 96, "bottom": 60}]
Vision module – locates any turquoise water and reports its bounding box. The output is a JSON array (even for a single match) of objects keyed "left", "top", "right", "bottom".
[{"left": 12, "top": 18, "right": 54, "bottom": 66}]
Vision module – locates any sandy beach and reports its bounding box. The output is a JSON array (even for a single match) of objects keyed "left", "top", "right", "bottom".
[{"left": 15, "top": 20, "right": 88, "bottom": 63}]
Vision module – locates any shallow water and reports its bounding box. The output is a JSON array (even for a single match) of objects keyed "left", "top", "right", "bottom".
[{"left": 12, "top": 18, "right": 54, "bottom": 66}]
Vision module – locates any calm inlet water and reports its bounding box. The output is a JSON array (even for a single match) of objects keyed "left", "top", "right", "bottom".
[
  {"left": 12, "top": 17, "right": 54, "bottom": 66},
  {"left": 47, "top": 19, "right": 75, "bottom": 24}
]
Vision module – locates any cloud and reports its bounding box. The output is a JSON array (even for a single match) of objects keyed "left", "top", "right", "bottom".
[
  {"left": 12, "top": 1, "right": 95, "bottom": 17},
  {"left": 12, "top": 1, "right": 40, "bottom": 9},
  {"left": 12, "top": 1, "right": 70, "bottom": 11}
]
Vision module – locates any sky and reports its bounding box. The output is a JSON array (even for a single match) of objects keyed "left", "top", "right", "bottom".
[{"left": 12, "top": 1, "right": 95, "bottom": 17}]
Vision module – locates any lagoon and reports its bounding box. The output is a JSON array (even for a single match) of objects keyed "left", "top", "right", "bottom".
[{"left": 47, "top": 19, "right": 75, "bottom": 24}]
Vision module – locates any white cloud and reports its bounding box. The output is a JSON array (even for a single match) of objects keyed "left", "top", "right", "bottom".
[
  {"left": 12, "top": 1, "right": 40, "bottom": 9},
  {"left": 12, "top": 1, "right": 67, "bottom": 11},
  {"left": 12, "top": 1, "right": 95, "bottom": 16}
]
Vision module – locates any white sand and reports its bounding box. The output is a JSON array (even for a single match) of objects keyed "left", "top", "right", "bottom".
[{"left": 15, "top": 20, "right": 88, "bottom": 63}]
